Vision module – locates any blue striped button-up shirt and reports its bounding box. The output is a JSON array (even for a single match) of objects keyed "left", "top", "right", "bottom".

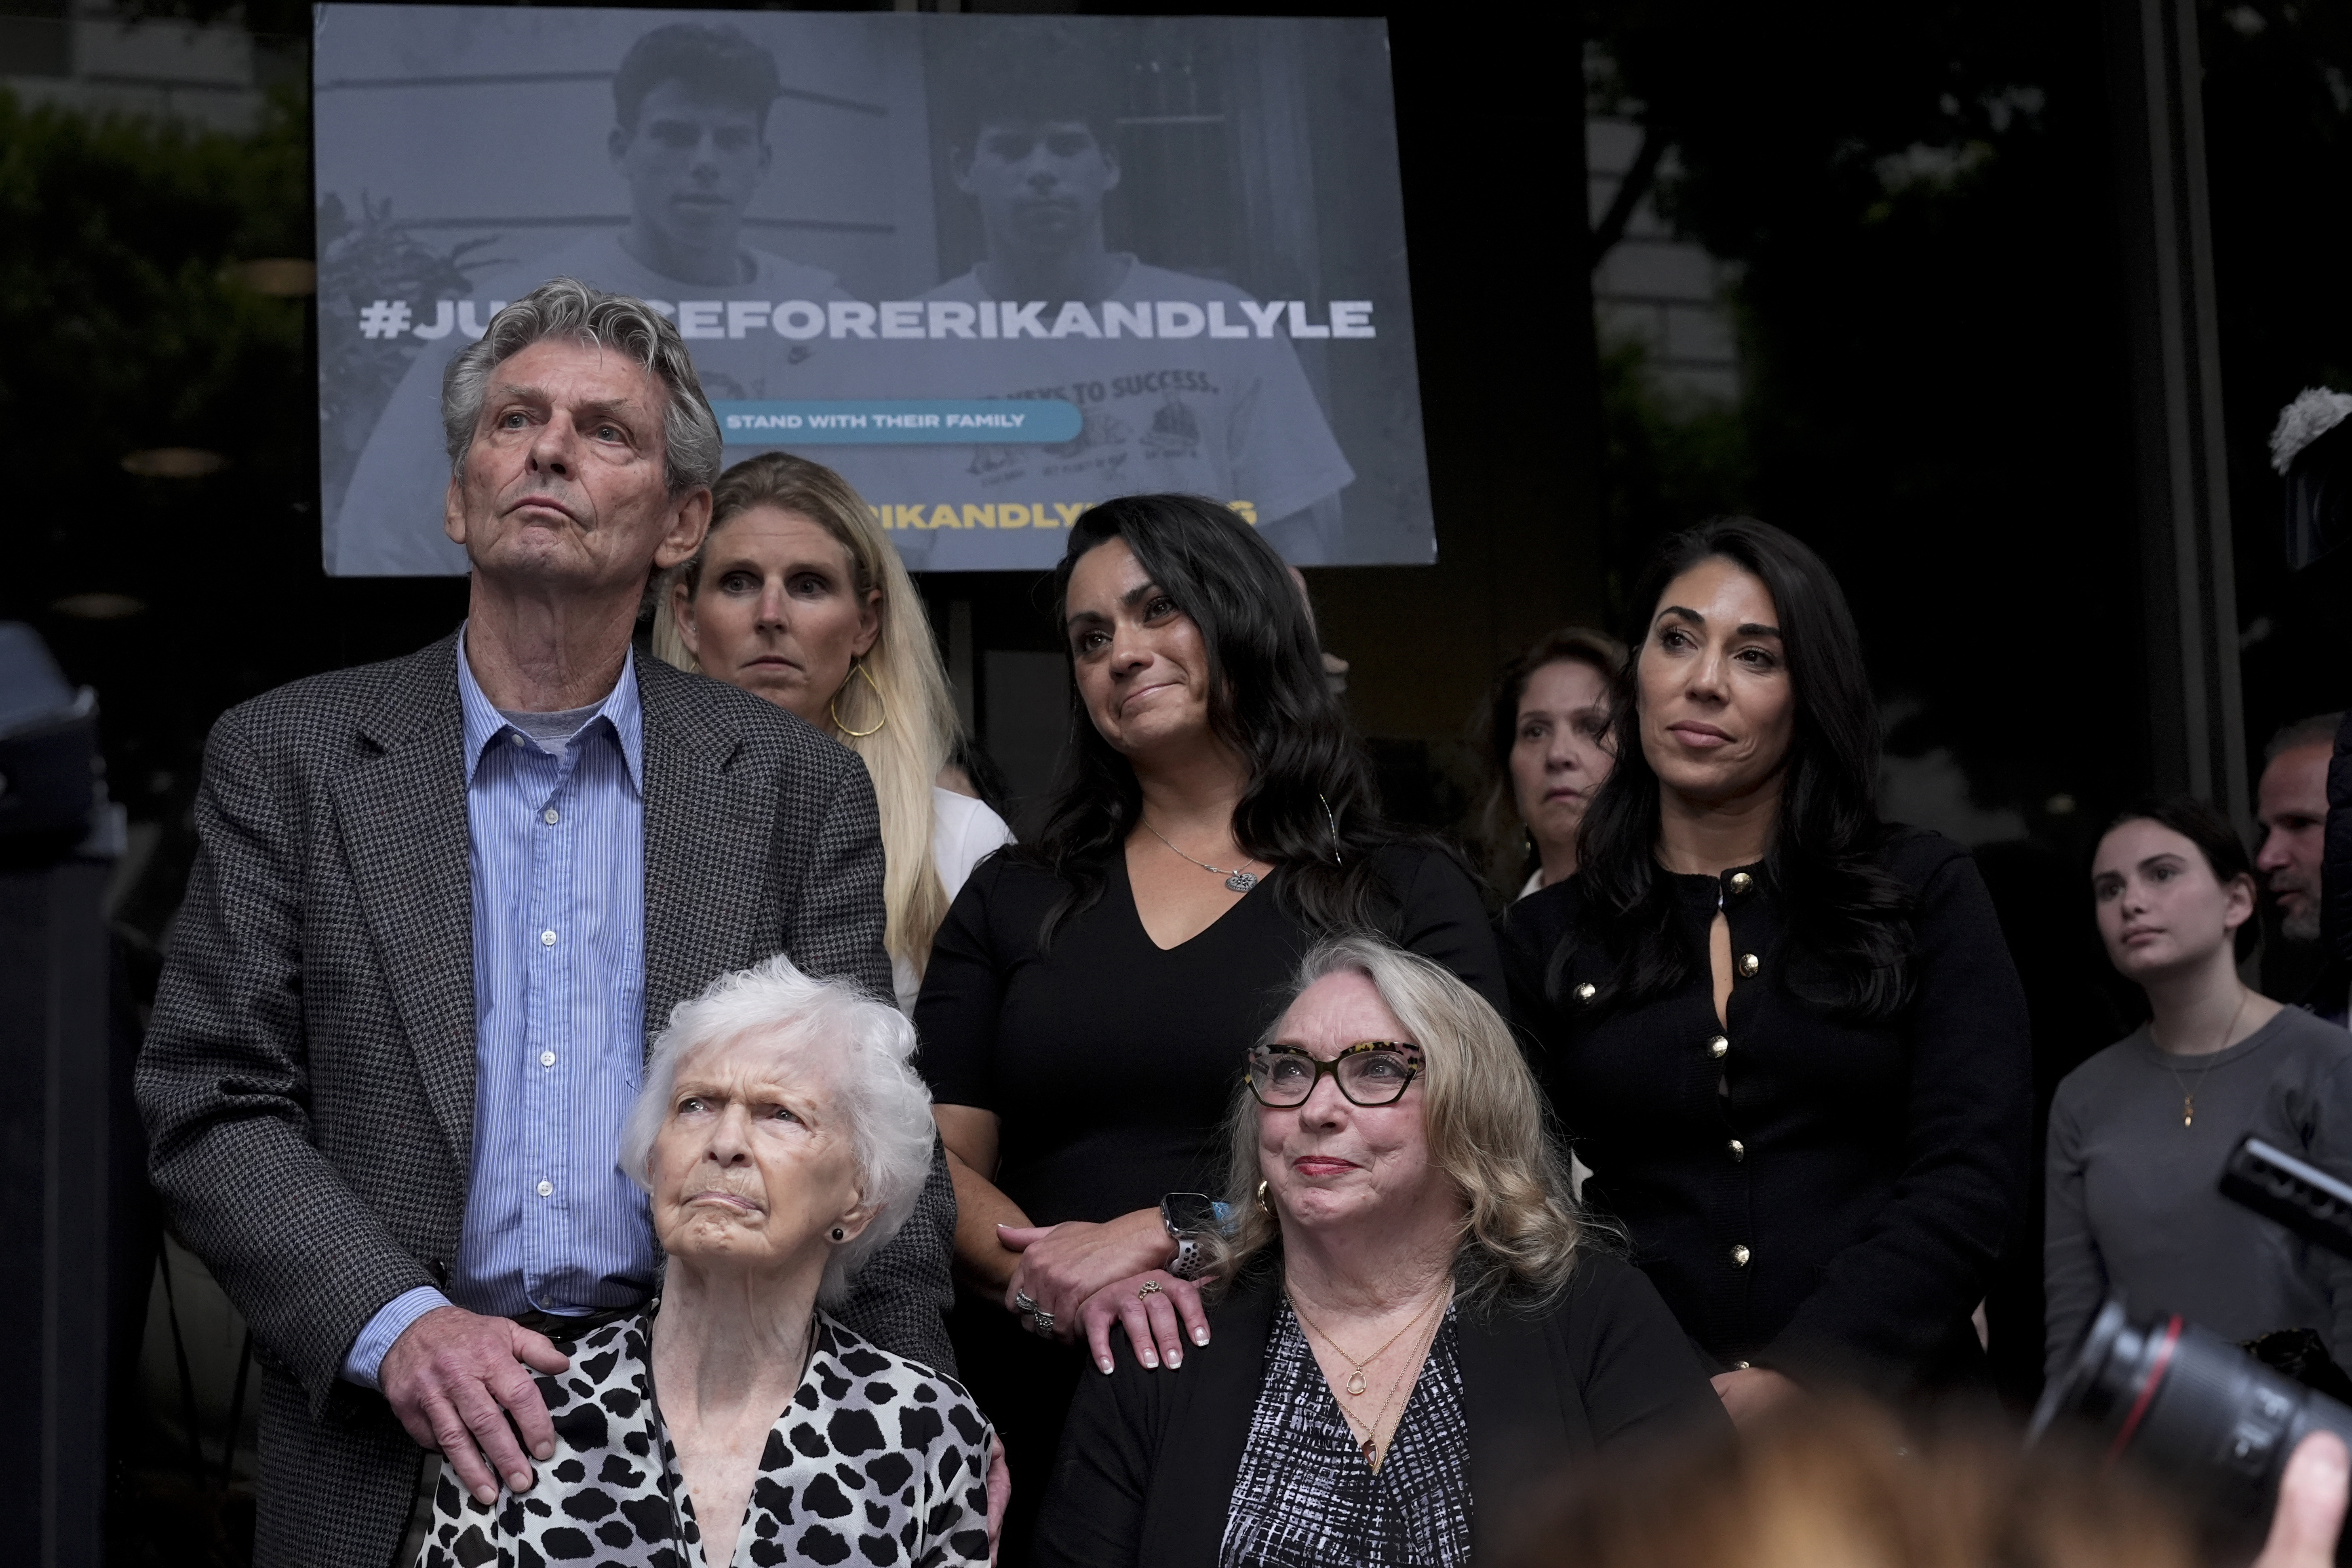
[{"left": 342, "top": 632, "right": 657, "bottom": 1385}]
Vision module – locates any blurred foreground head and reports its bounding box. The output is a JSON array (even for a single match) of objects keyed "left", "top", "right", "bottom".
[{"left": 1503, "top": 1397, "right": 2198, "bottom": 1568}]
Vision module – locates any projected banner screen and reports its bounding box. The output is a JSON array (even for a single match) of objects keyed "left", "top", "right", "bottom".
[{"left": 312, "top": 6, "right": 1431, "bottom": 574}]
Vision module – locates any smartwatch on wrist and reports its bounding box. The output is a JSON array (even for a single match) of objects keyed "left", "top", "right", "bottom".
[{"left": 1159, "top": 1192, "right": 1230, "bottom": 1281}]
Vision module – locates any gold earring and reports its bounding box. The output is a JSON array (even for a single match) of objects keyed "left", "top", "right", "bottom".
[
  {"left": 1255, "top": 1180, "right": 1271, "bottom": 1215},
  {"left": 829, "top": 658, "right": 887, "bottom": 739}
]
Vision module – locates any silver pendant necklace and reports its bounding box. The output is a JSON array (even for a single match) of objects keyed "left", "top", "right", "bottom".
[{"left": 1142, "top": 819, "right": 1261, "bottom": 892}]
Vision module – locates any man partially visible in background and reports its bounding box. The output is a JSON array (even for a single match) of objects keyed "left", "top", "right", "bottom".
[{"left": 2260, "top": 711, "right": 2347, "bottom": 1025}]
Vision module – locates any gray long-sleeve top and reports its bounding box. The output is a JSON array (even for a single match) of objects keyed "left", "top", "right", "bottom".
[{"left": 2045, "top": 1007, "right": 2352, "bottom": 1381}]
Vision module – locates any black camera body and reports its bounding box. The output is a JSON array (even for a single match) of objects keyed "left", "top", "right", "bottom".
[{"left": 2033, "top": 1137, "right": 2352, "bottom": 1560}]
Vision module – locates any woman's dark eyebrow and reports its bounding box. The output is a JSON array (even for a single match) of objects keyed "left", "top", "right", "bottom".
[
  {"left": 1736, "top": 622, "right": 1784, "bottom": 639},
  {"left": 2136, "top": 853, "right": 2187, "bottom": 874},
  {"left": 1120, "top": 580, "right": 1165, "bottom": 610},
  {"left": 1657, "top": 604, "right": 1783, "bottom": 640}
]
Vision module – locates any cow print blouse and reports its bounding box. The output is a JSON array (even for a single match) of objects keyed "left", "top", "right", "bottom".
[{"left": 416, "top": 1309, "right": 994, "bottom": 1568}]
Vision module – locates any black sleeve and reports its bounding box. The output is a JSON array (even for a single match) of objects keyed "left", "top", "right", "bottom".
[
  {"left": 1760, "top": 849, "right": 2032, "bottom": 1387},
  {"left": 1496, "top": 883, "right": 1576, "bottom": 1062},
  {"left": 1386, "top": 847, "right": 1510, "bottom": 1017},
  {"left": 1564, "top": 1256, "right": 1734, "bottom": 1451},
  {"left": 913, "top": 858, "right": 1014, "bottom": 1111},
  {"left": 1033, "top": 1347, "right": 1159, "bottom": 1568}
]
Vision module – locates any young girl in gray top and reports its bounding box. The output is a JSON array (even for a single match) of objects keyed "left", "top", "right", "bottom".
[{"left": 2046, "top": 795, "right": 2352, "bottom": 1383}]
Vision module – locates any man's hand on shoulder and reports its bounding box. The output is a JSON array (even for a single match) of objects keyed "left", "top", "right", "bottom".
[{"left": 381, "top": 1305, "right": 570, "bottom": 1505}]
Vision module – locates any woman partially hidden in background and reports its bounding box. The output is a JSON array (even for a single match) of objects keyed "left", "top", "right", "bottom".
[
  {"left": 1477, "top": 627, "right": 1626, "bottom": 902},
  {"left": 1500, "top": 516, "right": 2031, "bottom": 1422},
  {"left": 2045, "top": 795, "right": 2352, "bottom": 1382},
  {"left": 655, "top": 451, "right": 1011, "bottom": 1013}
]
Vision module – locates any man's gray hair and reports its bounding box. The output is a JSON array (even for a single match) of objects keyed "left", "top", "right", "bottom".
[
  {"left": 2267, "top": 712, "right": 2346, "bottom": 763},
  {"left": 619, "top": 954, "right": 934, "bottom": 1306},
  {"left": 441, "top": 276, "right": 723, "bottom": 497}
]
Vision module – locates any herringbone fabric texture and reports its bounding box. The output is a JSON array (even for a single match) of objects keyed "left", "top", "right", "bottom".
[{"left": 137, "top": 633, "right": 956, "bottom": 1568}]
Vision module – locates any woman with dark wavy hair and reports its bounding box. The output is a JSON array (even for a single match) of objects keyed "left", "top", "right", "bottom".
[
  {"left": 1498, "top": 517, "right": 2030, "bottom": 1423},
  {"left": 915, "top": 494, "right": 1503, "bottom": 1556}
]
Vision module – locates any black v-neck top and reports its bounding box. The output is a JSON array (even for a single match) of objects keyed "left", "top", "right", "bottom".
[
  {"left": 1498, "top": 828, "right": 2031, "bottom": 1395},
  {"left": 915, "top": 845, "right": 1506, "bottom": 1227}
]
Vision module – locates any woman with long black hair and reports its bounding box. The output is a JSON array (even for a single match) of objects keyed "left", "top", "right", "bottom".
[
  {"left": 1499, "top": 517, "right": 2030, "bottom": 1421},
  {"left": 915, "top": 494, "right": 1502, "bottom": 1555}
]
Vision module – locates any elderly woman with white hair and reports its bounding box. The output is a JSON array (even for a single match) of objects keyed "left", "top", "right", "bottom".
[
  {"left": 1034, "top": 935, "right": 1726, "bottom": 1568},
  {"left": 417, "top": 955, "right": 994, "bottom": 1568}
]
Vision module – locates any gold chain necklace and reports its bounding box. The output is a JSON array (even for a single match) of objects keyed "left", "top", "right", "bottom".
[
  {"left": 1290, "top": 1281, "right": 1448, "bottom": 1398},
  {"left": 2152, "top": 986, "right": 2249, "bottom": 1129},
  {"left": 1309, "top": 1287, "right": 1451, "bottom": 1471}
]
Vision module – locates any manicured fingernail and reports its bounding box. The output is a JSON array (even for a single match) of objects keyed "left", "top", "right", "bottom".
[
  {"left": 1168, "top": 1352, "right": 1182, "bottom": 1367},
  {"left": 1141, "top": 1351, "right": 1158, "bottom": 1368},
  {"left": 1193, "top": 1328, "right": 1210, "bottom": 1345},
  {"left": 1099, "top": 1358, "right": 1113, "bottom": 1374}
]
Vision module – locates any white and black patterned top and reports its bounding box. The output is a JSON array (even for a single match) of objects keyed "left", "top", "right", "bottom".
[
  {"left": 418, "top": 1309, "right": 993, "bottom": 1568},
  {"left": 1216, "top": 1301, "right": 1473, "bottom": 1568}
]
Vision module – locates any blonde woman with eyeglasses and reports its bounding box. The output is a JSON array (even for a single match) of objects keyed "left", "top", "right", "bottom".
[{"left": 653, "top": 451, "right": 1010, "bottom": 1012}]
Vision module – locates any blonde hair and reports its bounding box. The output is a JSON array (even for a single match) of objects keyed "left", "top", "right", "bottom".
[
  {"left": 1206, "top": 933, "right": 1592, "bottom": 1307},
  {"left": 653, "top": 453, "right": 961, "bottom": 981}
]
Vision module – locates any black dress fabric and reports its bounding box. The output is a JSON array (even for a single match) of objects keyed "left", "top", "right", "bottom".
[
  {"left": 1033, "top": 1254, "right": 1730, "bottom": 1568},
  {"left": 1498, "top": 828, "right": 2031, "bottom": 1395},
  {"left": 913, "top": 843, "right": 1505, "bottom": 1564}
]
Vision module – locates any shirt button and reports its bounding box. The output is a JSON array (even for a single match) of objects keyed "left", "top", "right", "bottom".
[
  {"left": 510, "top": 733, "right": 525, "bottom": 748},
  {"left": 1728, "top": 871, "right": 1755, "bottom": 896},
  {"left": 1708, "top": 1034, "right": 1729, "bottom": 1059},
  {"left": 1737, "top": 952, "right": 1761, "bottom": 978},
  {"left": 540, "top": 929, "right": 557, "bottom": 947},
  {"left": 1573, "top": 982, "right": 1598, "bottom": 1003},
  {"left": 543, "top": 807, "right": 560, "bottom": 825},
  {"left": 1727, "top": 1139, "right": 1745, "bottom": 1162},
  {"left": 1730, "top": 1244, "right": 1751, "bottom": 1268},
  {"left": 540, "top": 1050, "right": 556, "bottom": 1067},
  {"left": 536, "top": 1180, "right": 554, "bottom": 1197}
]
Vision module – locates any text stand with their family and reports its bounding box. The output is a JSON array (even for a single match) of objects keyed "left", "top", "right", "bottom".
[{"left": 133, "top": 277, "right": 2352, "bottom": 1568}]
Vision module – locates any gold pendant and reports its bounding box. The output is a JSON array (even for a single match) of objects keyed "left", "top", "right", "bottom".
[
  {"left": 2184, "top": 1095, "right": 2194, "bottom": 1129},
  {"left": 1361, "top": 1438, "right": 1378, "bottom": 1469},
  {"left": 1346, "top": 1370, "right": 1367, "bottom": 1396}
]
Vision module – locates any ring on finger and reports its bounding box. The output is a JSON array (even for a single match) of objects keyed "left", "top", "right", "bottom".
[
  {"left": 1136, "top": 1280, "right": 1165, "bottom": 1299},
  {"left": 1033, "top": 1309, "right": 1055, "bottom": 1332},
  {"left": 1014, "top": 1291, "right": 1037, "bottom": 1314}
]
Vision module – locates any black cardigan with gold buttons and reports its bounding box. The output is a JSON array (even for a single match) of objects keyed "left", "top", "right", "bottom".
[{"left": 1498, "top": 827, "right": 2031, "bottom": 1396}]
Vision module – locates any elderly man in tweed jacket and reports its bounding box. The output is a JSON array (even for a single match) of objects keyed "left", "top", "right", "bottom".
[{"left": 136, "top": 279, "right": 956, "bottom": 1567}]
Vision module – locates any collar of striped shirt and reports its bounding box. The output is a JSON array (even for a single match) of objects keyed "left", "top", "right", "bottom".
[{"left": 454, "top": 622, "right": 644, "bottom": 788}]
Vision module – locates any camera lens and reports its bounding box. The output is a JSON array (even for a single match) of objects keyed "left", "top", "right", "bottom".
[{"left": 2033, "top": 1300, "right": 2352, "bottom": 1551}]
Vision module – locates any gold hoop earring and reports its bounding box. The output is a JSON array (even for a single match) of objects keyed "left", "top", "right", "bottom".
[
  {"left": 830, "top": 658, "right": 887, "bottom": 739},
  {"left": 1255, "top": 1180, "right": 1272, "bottom": 1215}
]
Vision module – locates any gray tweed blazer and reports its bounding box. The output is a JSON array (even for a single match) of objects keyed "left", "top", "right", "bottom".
[{"left": 135, "top": 634, "right": 957, "bottom": 1568}]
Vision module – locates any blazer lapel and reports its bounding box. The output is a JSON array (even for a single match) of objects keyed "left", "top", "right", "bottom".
[
  {"left": 1142, "top": 1274, "right": 1279, "bottom": 1568},
  {"left": 331, "top": 634, "right": 477, "bottom": 1167},
  {"left": 637, "top": 660, "right": 760, "bottom": 1053},
  {"left": 1458, "top": 1302, "right": 1583, "bottom": 1561}
]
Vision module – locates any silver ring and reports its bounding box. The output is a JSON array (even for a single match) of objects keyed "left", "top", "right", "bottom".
[
  {"left": 1033, "top": 1309, "right": 1055, "bottom": 1333},
  {"left": 1014, "top": 1291, "right": 1037, "bottom": 1314}
]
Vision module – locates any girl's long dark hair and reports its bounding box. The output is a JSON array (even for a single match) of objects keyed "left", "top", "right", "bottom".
[
  {"left": 1019, "top": 494, "right": 1407, "bottom": 942},
  {"left": 1563, "top": 518, "right": 1918, "bottom": 1020}
]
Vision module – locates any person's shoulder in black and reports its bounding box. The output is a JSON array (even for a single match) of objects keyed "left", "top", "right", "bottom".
[
  {"left": 1036, "top": 1253, "right": 1726, "bottom": 1568},
  {"left": 1368, "top": 840, "right": 1509, "bottom": 1016}
]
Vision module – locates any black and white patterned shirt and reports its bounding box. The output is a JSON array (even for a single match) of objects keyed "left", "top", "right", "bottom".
[
  {"left": 1217, "top": 1300, "right": 1473, "bottom": 1568},
  {"left": 417, "top": 1309, "right": 993, "bottom": 1568}
]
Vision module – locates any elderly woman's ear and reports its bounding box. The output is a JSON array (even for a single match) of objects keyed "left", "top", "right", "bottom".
[{"left": 830, "top": 1196, "right": 878, "bottom": 1245}]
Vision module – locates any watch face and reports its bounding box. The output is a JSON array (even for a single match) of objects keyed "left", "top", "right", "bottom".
[{"left": 1162, "top": 1192, "right": 1222, "bottom": 1237}]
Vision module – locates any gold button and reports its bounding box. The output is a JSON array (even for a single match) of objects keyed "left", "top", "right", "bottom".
[
  {"left": 1573, "top": 982, "right": 1597, "bottom": 1003},
  {"left": 1730, "top": 1244, "right": 1751, "bottom": 1268},
  {"left": 1737, "top": 952, "right": 1760, "bottom": 978},
  {"left": 1728, "top": 871, "right": 1754, "bottom": 896},
  {"left": 1708, "top": 1035, "right": 1728, "bottom": 1059},
  {"left": 1727, "top": 1139, "right": 1745, "bottom": 1162}
]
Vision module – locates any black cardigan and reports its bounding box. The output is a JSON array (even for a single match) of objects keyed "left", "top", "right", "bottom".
[
  {"left": 1498, "top": 828, "right": 2031, "bottom": 1396},
  {"left": 1032, "top": 1254, "right": 1728, "bottom": 1568}
]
